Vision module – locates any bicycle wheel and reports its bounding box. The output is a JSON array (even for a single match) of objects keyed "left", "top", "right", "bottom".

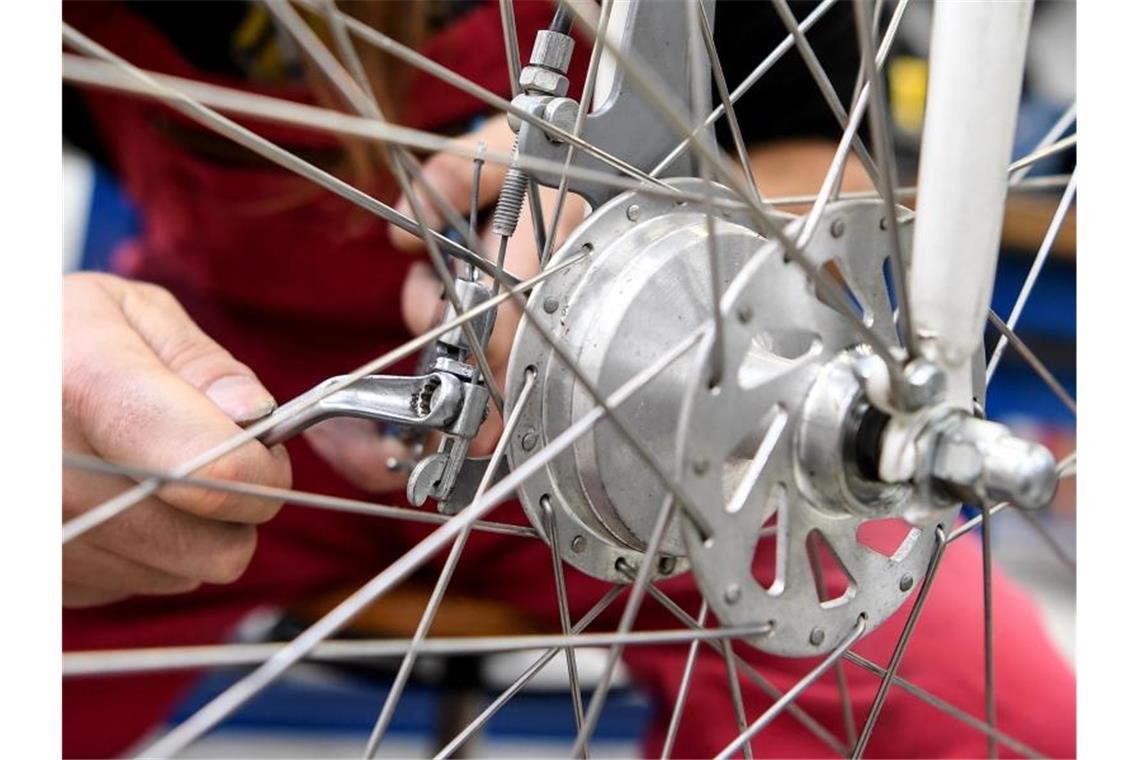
[{"left": 61, "top": 1, "right": 1076, "bottom": 757}]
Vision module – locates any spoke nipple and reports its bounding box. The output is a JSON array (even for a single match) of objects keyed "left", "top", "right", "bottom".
[
  {"left": 899, "top": 573, "right": 914, "bottom": 592},
  {"left": 571, "top": 535, "right": 586, "bottom": 553},
  {"left": 543, "top": 296, "right": 560, "bottom": 314},
  {"left": 626, "top": 204, "right": 641, "bottom": 222},
  {"left": 724, "top": 583, "right": 741, "bottom": 605},
  {"left": 521, "top": 430, "right": 539, "bottom": 451},
  {"left": 809, "top": 627, "right": 825, "bottom": 646},
  {"left": 830, "top": 218, "right": 846, "bottom": 238}
]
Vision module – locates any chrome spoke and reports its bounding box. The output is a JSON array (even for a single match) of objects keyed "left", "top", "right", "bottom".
[
  {"left": 66, "top": 624, "right": 767, "bottom": 679},
  {"left": 843, "top": 652, "right": 1046, "bottom": 758},
  {"left": 697, "top": 0, "right": 763, "bottom": 206},
  {"left": 770, "top": 0, "right": 882, "bottom": 187},
  {"left": 361, "top": 373, "right": 536, "bottom": 758},
  {"left": 660, "top": 602, "right": 708, "bottom": 760},
  {"left": 722, "top": 639, "right": 755, "bottom": 760},
  {"left": 541, "top": 495, "right": 588, "bottom": 750},
  {"left": 716, "top": 617, "right": 867, "bottom": 760},
  {"left": 60, "top": 32, "right": 514, "bottom": 287},
  {"left": 981, "top": 494, "right": 997, "bottom": 759},
  {"left": 1009, "top": 134, "right": 1077, "bottom": 175},
  {"left": 64, "top": 454, "right": 539, "bottom": 540},
  {"left": 651, "top": 0, "right": 840, "bottom": 178},
  {"left": 987, "top": 310, "right": 1077, "bottom": 415},
  {"left": 767, "top": 172, "right": 1072, "bottom": 209},
  {"left": 851, "top": 527, "right": 948, "bottom": 758},
  {"left": 1010, "top": 102, "right": 1077, "bottom": 184},
  {"left": 432, "top": 587, "right": 626, "bottom": 760},
  {"left": 634, "top": 572, "right": 848, "bottom": 756},
  {"left": 987, "top": 169, "right": 1078, "bottom": 382},
  {"left": 854, "top": 0, "right": 916, "bottom": 356}
]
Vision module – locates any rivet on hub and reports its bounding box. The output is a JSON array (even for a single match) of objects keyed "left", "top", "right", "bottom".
[
  {"left": 692, "top": 457, "right": 710, "bottom": 476},
  {"left": 899, "top": 573, "right": 914, "bottom": 592},
  {"left": 809, "top": 627, "right": 825, "bottom": 646},
  {"left": 570, "top": 535, "right": 586, "bottom": 553},
  {"left": 830, "top": 218, "right": 846, "bottom": 238},
  {"left": 626, "top": 204, "right": 641, "bottom": 221},
  {"left": 737, "top": 304, "right": 754, "bottom": 324},
  {"left": 543, "top": 296, "right": 560, "bottom": 314},
  {"left": 724, "top": 583, "right": 742, "bottom": 605},
  {"left": 520, "top": 430, "right": 539, "bottom": 451}
]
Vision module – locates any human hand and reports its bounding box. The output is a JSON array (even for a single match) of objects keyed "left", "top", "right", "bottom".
[{"left": 63, "top": 273, "right": 292, "bottom": 607}]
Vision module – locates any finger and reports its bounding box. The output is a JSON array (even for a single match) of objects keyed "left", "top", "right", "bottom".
[
  {"left": 67, "top": 464, "right": 264, "bottom": 585},
  {"left": 63, "top": 540, "right": 200, "bottom": 596},
  {"left": 63, "top": 582, "right": 129, "bottom": 608},
  {"left": 64, "top": 276, "right": 292, "bottom": 523},
  {"left": 400, "top": 262, "right": 446, "bottom": 338},
  {"left": 303, "top": 418, "right": 412, "bottom": 494},
  {"left": 389, "top": 114, "right": 514, "bottom": 252}
]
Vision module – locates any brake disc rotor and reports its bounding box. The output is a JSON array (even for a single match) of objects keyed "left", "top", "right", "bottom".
[
  {"left": 504, "top": 178, "right": 790, "bottom": 583},
  {"left": 675, "top": 199, "right": 970, "bottom": 656}
]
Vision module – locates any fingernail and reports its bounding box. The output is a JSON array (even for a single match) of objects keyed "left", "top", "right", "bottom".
[{"left": 206, "top": 375, "right": 277, "bottom": 424}]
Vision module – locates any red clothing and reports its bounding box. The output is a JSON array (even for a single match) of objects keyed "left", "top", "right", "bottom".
[{"left": 64, "top": 3, "right": 1075, "bottom": 758}]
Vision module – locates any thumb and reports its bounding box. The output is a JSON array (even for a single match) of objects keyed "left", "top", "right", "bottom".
[{"left": 116, "top": 279, "right": 278, "bottom": 424}]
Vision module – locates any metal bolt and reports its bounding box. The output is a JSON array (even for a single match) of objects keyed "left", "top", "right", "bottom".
[
  {"left": 899, "top": 573, "right": 914, "bottom": 592},
  {"left": 724, "top": 583, "right": 741, "bottom": 604},
  {"left": 692, "top": 457, "right": 710, "bottom": 476},
  {"left": 543, "top": 296, "right": 560, "bottom": 314},
  {"left": 809, "top": 627, "right": 825, "bottom": 646},
  {"left": 902, "top": 358, "right": 947, "bottom": 409},
  {"left": 658, "top": 556, "right": 677, "bottom": 575},
  {"left": 520, "top": 430, "right": 539, "bottom": 451},
  {"left": 570, "top": 535, "right": 586, "bottom": 553},
  {"left": 737, "top": 304, "right": 754, "bottom": 324},
  {"left": 830, "top": 218, "right": 845, "bottom": 238},
  {"left": 879, "top": 216, "right": 889, "bottom": 231},
  {"left": 626, "top": 204, "right": 641, "bottom": 222}
]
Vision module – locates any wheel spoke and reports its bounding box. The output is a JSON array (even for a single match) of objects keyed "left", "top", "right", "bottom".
[
  {"left": 981, "top": 495, "right": 997, "bottom": 759},
  {"left": 361, "top": 373, "right": 536, "bottom": 758},
  {"left": 651, "top": 0, "right": 841, "bottom": 178},
  {"left": 660, "top": 601, "right": 708, "bottom": 760},
  {"left": 854, "top": 0, "right": 916, "bottom": 357},
  {"left": 1009, "top": 134, "right": 1077, "bottom": 175},
  {"left": 432, "top": 586, "right": 626, "bottom": 760},
  {"left": 64, "top": 454, "right": 539, "bottom": 540},
  {"left": 987, "top": 310, "right": 1077, "bottom": 415},
  {"left": 65, "top": 624, "right": 766, "bottom": 679},
  {"left": 541, "top": 496, "right": 588, "bottom": 750},
  {"left": 987, "top": 169, "right": 1078, "bottom": 383},
  {"left": 722, "top": 639, "right": 755, "bottom": 760},
  {"left": 843, "top": 652, "right": 1047, "bottom": 758},
  {"left": 716, "top": 617, "right": 866, "bottom": 760},
  {"left": 1011, "top": 102, "right": 1076, "bottom": 184},
  {"left": 770, "top": 0, "right": 882, "bottom": 187},
  {"left": 632, "top": 571, "right": 849, "bottom": 756},
  {"left": 851, "top": 527, "right": 948, "bottom": 758}
]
